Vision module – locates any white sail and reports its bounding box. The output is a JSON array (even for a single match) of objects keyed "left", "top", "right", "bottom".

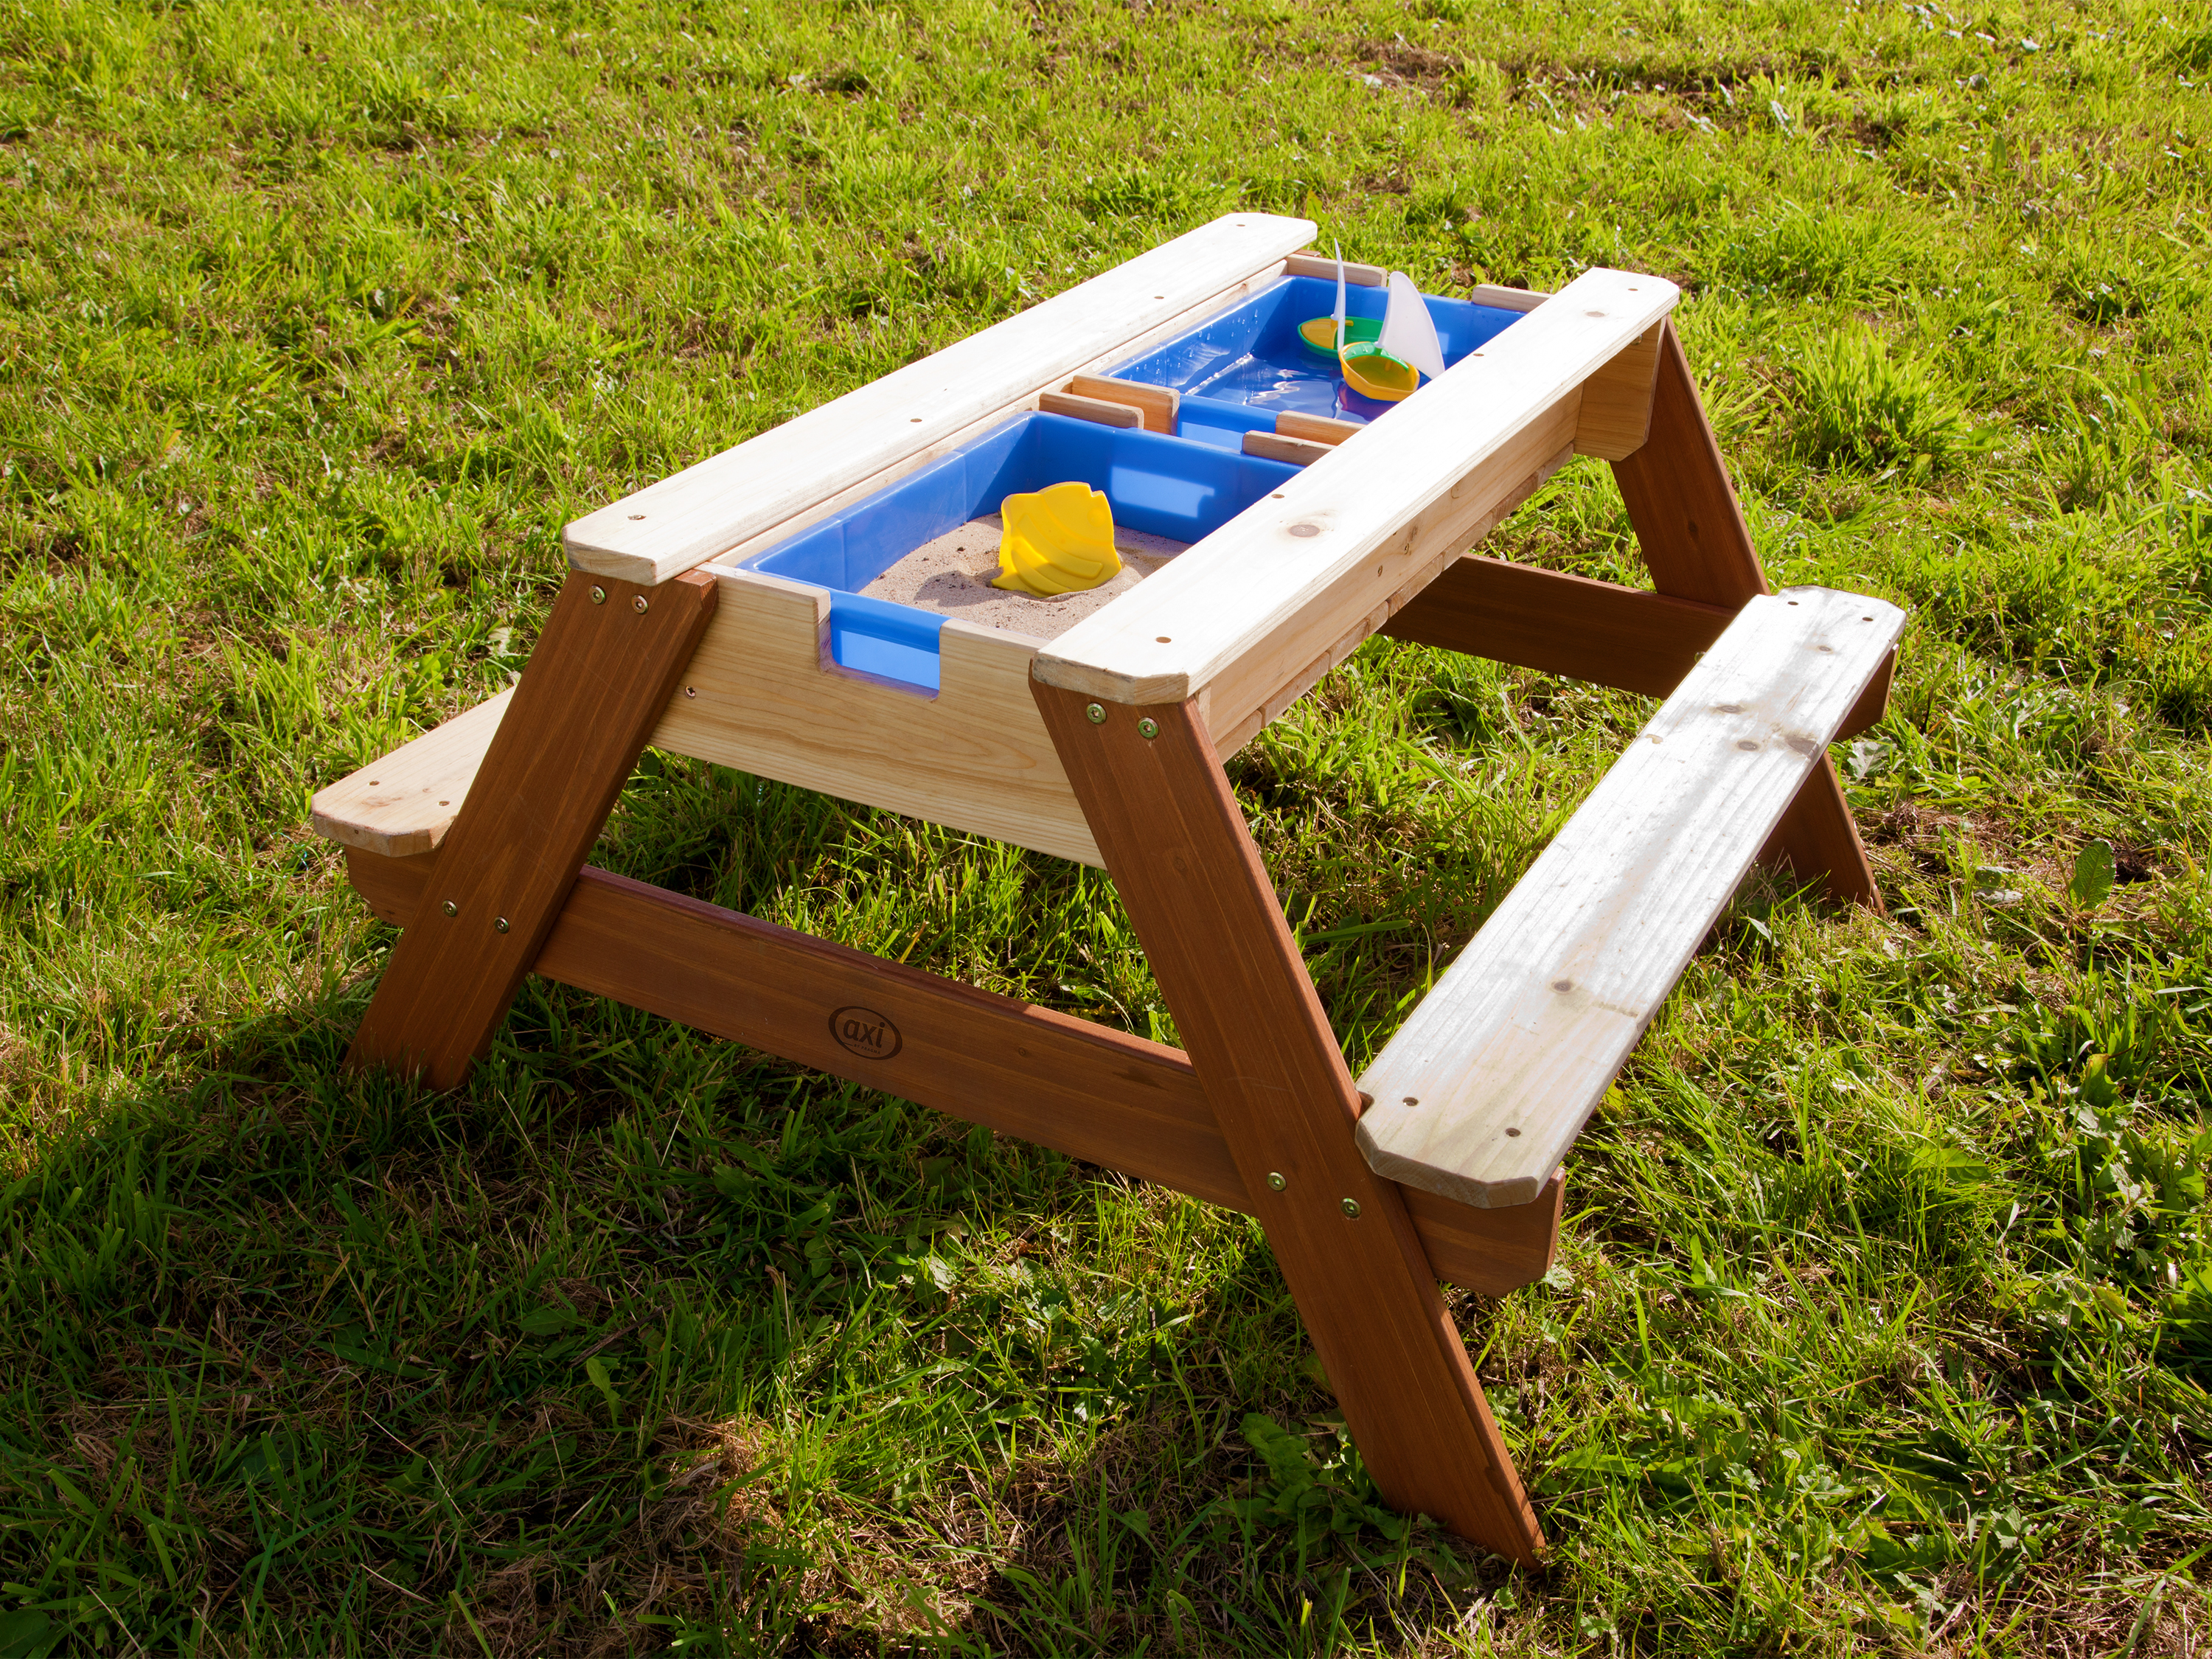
[
  {"left": 1378, "top": 271, "right": 1447, "bottom": 382},
  {"left": 1333, "top": 240, "right": 1347, "bottom": 351}
]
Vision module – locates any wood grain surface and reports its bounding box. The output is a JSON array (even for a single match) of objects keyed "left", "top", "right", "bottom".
[
  {"left": 1613, "top": 322, "right": 1885, "bottom": 909},
  {"left": 647, "top": 567, "right": 1102, "bottom": 865},
  {"left": 564, "top": 214, "right": 1312, "bottom": 585},
  {"left": 1065, "top": 373, "right": 1179, "bottom": 435},
  {"left": 344, "top": 568, "right": 717, "bottom": 1088},
  {"left": 344, "top": 847, "right": 1562, "bottom": 1295},
  {"left": 1032, "top": 268, "right": 1679, "bottom": 712},
  {"left": 310, "top": 689, "right": 512, "bottom": 858},
  {"left": 1356, "top": 588, "right": 1907, "bottom": 1208},
  {"left": 1034, "top": 680, "right": 1545, "bottom": 1562}
]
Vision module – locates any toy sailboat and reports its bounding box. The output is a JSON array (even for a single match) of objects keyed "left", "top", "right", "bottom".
[{"left": 1298, "top": 246, "right": 1448, "bottom": 404}]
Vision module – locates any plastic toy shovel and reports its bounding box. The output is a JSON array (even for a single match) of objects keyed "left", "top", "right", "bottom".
[{"left": 992, "top": 481, "right": 1121, "bottom": 596}]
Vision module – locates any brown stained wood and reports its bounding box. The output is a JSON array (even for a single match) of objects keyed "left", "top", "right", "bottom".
[
  {"left": 1034, "top": 681, "right": 1543, "bottom": 1562},
  {"left": 1038, "top": 389, "right": 1143, "bottom": 429},
  {"left": 344, "top": 846, "right": 1561, "bottom": 1296},
  {"left": 1274, "top": 410, "right": 1364, "bottom": 446},
  {"left": 1612, "top": 321, "right": 1883, "bottom": 911},
  {"left": 1383, "top": 557, "right": 1893, "bottom": 739},
  {"left": 1386, "top": 557, "right": 1731, "bottom": 699},
  {"left": 1241, "top": 429, "right": 1332, "bottom": 467},
  {"left": 345, "top": 568, "right": 717, "bottom": 1088},
  {"left": 1403, "top": 1172, "right": 1562, "bottom": 1289},
  {"left": 1065, "top": 374, "right": 1179, "bottom": 435}
]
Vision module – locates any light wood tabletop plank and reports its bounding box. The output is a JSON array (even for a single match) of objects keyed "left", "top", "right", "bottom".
[
  {"left": 1354, "top": 586, "right": 1907, "bottom": 1208},
  {"left": 1031, "top": 268, "right": 1680, "bottom": 712},
  {"left": 564, "top": 213, "right": 1313, "bottom": 586}
]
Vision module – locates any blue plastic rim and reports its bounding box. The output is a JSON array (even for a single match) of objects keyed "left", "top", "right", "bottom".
[
  {"left": 1104, "top": 274, "right": 1527, "bottom": 445},
  {"left": 742, "top": 411, "right": 1299, "bottom": 692}
]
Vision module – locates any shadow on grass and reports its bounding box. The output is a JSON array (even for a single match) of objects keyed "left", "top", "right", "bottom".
[{"left": 0, "top": 952, "right": 1528, "bottom": 1658}]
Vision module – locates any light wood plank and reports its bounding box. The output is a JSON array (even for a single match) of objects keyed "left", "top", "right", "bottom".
[
  {"left": 1467, "top": 284, "right": 1551, "bottom": 313},
  {"left": 1275, "top": 410, "right": 1363, "bottom": 446},
  {"left": 1038, "top": 389, "right": 1141, "bottom": 428},
  {"left": 1032, "top": 268, "right": 1680, "bottom": 712},
  {"left": 1065, "top": 374, "right": 1178, "bottom": 435},
  {"left": 310, "top": 689, "right": 512, "bottom": 858},
  {"left": 648, "top": 568, "right": 1099, "bottom": 865},
  {"left": 1242, "top": 429, "right": 1332, "bottom": 467},
  {"left": 1205, "top": 439, "right": 1576, "bottom": 758},
  {"left": 1285, "top": 251, "right": 1387, "bottom": 287},
  {"left": 1355, "top": 587, "right": 1907, "bottom": 1208},
  {"left": 565, "top": 214, "right": 1313, "bottom": 585},
  {"left": 1572, "top": 322, "right": 1663, "bottom": 461},
  {"left": 681, "top": 262, "right": 1287, "bottom": 585}
]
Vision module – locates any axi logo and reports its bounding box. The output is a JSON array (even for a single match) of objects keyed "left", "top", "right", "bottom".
[{"left": 829, "top": 1006, "right": 902, "bottom": 1060}]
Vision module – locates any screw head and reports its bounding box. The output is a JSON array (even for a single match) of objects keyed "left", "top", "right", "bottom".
[
  {"left": 1340, "top": 1197, "right": 1362, "bottom": 1218},
  {"left": 1266, "top": 1172, "right": 1287, "bottom": 1192},
  {"left": 633, "top": 594, "right": 649, "bottom": 613},
  {"left": 494, "top": 917, "right": 510, "bottom": 933},
  {"left": 441, "top": 900, "right": 458, "bottom": 917},
  {"left": 1085, "top": 703, "right": 1107, "bottom": 725},
  {"left": 589, "top": 585, "right": 606, "bottom": 605},
  {"left": 1138, "top": 717, "right": 1159, "bottom": 740}
]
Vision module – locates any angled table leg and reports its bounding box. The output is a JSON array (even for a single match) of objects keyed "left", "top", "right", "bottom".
[
  {"left": 1035, "top": 684, "right": 1543, "bottom": 1564},
  {"left": 347, "top": 568, "right": 718, "bottom": 1088},
  {"left": 1611, "top": 321, "right": 1882, "bottom": 911}
]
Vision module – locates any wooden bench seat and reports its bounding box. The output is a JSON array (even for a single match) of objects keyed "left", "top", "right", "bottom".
[
  {"left": 310, "top": 689, "right": 511, "bottom": 858},
  {"left": 1354, "top": 585, "right": 1905, "bottom": 1208}
]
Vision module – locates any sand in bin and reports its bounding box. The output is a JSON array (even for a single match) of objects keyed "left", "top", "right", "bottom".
[{"left": 855, "top": 515, "right": 1189, "bottom": 642}]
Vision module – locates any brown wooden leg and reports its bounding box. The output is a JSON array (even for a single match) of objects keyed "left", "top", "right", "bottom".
[
  {"left": 1036, "top": 684, "right": 1544, "bottom": 1563},
  {"left": 346, "top": 568, "right": 717, "bottom": 1088},
  {"left": 1610, "top": 321, "right": 1882, "bottom": 911}
]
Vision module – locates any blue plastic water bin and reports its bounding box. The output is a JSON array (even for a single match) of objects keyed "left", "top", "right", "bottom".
[
  {"left": 1107, "top": 275, "right": 1525, "bottom": 427},
  {"left": 741, "top": 411, "right": 1298, "bottom": 693}
]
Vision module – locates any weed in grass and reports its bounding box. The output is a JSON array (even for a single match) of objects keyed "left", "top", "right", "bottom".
[{"left": 1791, "top": 328, "right": 1982, "bottom": 479}]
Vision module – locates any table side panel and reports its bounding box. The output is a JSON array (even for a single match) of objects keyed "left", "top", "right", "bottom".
[{"left": 648, "top": 568, "right": 1101, "bottom": 866}]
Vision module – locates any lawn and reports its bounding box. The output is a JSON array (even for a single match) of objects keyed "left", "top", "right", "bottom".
[{"left": 4, "top": 0, "right": 2211, "bottom": 1650}]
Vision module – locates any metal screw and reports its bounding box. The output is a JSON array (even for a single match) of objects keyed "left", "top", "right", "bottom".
[
  {"left": 1340, "top": 1198, "right": 1362, "bottom": 1218},
  {"left": 1085, "top": 703, "right": 1107, "bottom": 724},
  {"left": 1266, "top": 1172, "right": 1287, "bottom": 1192},
  {"left": 589, "top": 585, "right": 606, "bottom": 605},
  {"left": 633, "top": 595, "right": 650, "bottom": 613},
  {"left": 441, "top": 900, "right": 458, "bottom": 917},
  {"left": 494, "top": 917, "right": 510, "bottom": 933},
  {"left": 1138, "top": 717, "right": 1159, "bottom": 740}
]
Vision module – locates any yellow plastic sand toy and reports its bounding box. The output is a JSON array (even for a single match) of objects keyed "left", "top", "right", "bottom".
[{"left": 992, "top": 481, "right": 1121, "bottom": 597}]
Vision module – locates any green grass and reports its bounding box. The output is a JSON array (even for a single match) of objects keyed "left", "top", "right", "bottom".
[{"left": 4, "top": 0, "right": 2211, "bottom": 1649}]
